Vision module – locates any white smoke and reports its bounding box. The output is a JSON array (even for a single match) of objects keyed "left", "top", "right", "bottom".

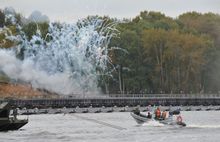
[
  {"left": 0, "top": 49, "right": 76, "bottom": 94},
  {"left": 28, "top": 10, "right": 49, "bottom": 23},
  {"left": 3, "top": 7, "right": 16, "bottom": 16},
  {"left": 3, "top": 7, "right": 17, "bottom": 25},
  {"left": 0, "top": 17, "right": 117, "bottom": 96},
  {"left": 0, "top": 50, "right": 21, "bottom": 80}
]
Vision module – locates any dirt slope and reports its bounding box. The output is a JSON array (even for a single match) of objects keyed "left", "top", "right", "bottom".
[{"left": 0, "top": 82, "right": 58, "bottom": 99}]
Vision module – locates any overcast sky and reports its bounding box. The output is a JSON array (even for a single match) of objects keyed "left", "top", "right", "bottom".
[{"left": 0, "top": 0, "right": 220, "bottom": 22}]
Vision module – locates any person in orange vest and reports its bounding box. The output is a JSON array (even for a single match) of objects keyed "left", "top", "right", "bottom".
[{"left": 155, "top": 107, "right": 161, "bottom": 119}]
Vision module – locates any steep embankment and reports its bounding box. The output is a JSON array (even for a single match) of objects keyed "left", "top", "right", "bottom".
[{"left": 0, "top": 82, "right": 58, "bottom": 99}]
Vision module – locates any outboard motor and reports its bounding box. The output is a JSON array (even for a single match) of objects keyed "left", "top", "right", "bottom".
[
  {"left": 177, "top": 121, "right": 186, "bottom": 127},
  {"left": 176, "top": 115, "right": 186, "bottom": 127}
]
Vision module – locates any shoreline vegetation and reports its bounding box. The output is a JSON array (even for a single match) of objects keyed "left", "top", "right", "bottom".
[{"left": 1, "top": 8, "right": 220, "bottom": 98}]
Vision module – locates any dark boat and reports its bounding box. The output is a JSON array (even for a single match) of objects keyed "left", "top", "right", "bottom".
[
  {"left": 119, "top": 109, "right": 126, "bottom": 112},
  {"left": 185, "top": 107, "right": 191, "bottom": 111},
  {"left": 82, "top": 109, "right": 89, "bottom": 113},
  {"left": 205, "top": 107, "right": 212, "bottom": 111},
  {"left": 54, "top": 110, "right": 62, "bottom": 114},
  {"left": 94, "top": 109, "right": 101, "bottom": 113},
  {"left": 215, "top": 107, "right": 220, "bottom": 111},
  {"left": 69, "top": 109, "right": 76, "bottom": 113},
  {"left": 106, "top": 108, "right": 114, "bottom": 113},
  {"left": 39, "top": 109, "right": 49, "bottom": 114},
  {"left": 0, "top": 102, "right": 28, "bottom": 131},
  {"left": 196, "top": 108, "right": 202, "bottom": 111}
]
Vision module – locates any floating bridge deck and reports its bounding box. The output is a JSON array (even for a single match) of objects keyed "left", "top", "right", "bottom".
[{"left": 2, "top": 94, "right": 220, "bottom": 108}]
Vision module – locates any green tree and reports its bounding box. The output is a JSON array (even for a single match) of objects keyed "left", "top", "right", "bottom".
[{"left": 0, "top": 10, "right": 5, "bottom": 27}]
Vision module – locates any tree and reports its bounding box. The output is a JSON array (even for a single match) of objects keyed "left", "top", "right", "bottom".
[
  {"left": 0, "top": 10, "right": 5, "bottom": 27},
  {"left": 142, "top": 29, "right": 212, "bottom": 93}
]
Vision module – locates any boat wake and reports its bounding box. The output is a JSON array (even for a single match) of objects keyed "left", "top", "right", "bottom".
[{"left": 187, "top": 124, "right": 220, "bottom": 129}]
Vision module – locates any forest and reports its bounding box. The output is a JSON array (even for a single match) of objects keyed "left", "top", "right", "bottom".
[{"left": 1, "top": 9, "right": 220, "bottom": 94}]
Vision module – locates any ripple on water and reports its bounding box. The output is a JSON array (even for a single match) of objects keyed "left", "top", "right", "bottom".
[{"left": 1, "top": 112, "right": 220, "bottom": 142}]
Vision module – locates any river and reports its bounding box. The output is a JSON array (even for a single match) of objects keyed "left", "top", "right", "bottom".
[{"left": 1, "top": 111, "right": 220, "bottom": 142}]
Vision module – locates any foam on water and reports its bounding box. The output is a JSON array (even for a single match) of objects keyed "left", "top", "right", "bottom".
[
  {"left": 142, "top": 120, "right": 164, "bottom": 127},
  {"left": 187, "top": 125, "right": 220, "bottom": 128},
  {"left": 0, "top": 16, "right": 117, "bottom": 96}
]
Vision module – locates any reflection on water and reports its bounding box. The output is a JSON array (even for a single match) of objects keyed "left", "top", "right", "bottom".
[{"left": 1, "top": 111, "right": 220, "bottom": 142}]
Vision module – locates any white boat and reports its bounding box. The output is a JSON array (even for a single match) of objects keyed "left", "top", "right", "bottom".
[{"left": 130, "top": 111, "right": 186, "bottom": 127}]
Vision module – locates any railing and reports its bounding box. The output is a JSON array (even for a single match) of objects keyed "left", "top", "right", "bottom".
[
  {"left": 108, "top": 94, "right": 220, "bottom": 98},
  {"left": 1, "top": 94, "right": 220, "bottom": 108},
  {"left": 1, "top": 94, "right": 220, "bottom": 101},
  {"left": 56, "top": 93, "right": 220, "bottom": 99}
]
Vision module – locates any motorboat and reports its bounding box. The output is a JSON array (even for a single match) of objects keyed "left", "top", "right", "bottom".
[
  {"left": 130, "top": 112, "right": 152, "bottom": 124},
  {"left": 130, "top": 110, "right": 186, "bottom": 127},
  {"left": 0, "top": 102, "right": 28, "bottom": 131}
]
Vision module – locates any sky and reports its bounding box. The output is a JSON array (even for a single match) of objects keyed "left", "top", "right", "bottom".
[{"left": 0, "top": 0, "right": 220, "bottom": 22}]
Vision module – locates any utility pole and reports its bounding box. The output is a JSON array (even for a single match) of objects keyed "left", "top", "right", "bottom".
[{"left": 118, "top": 64, "right": 123, "bottom": 94}]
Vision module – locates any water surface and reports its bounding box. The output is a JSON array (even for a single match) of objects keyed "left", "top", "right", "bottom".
[{"left": 1, "top": 111, "right": 220, "bottom": 142}]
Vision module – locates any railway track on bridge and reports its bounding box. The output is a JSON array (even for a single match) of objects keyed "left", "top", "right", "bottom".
[{"left": 2, "top": 95, "right": 220, "bottom": 108}]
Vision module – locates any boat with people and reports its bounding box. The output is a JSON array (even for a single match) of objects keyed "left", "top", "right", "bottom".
[
  {"left": 130, "top": 107, "right": 186, "bottom": 127},
  {"left": 0, "top": 102, "right": 28, "bottom": 131}
]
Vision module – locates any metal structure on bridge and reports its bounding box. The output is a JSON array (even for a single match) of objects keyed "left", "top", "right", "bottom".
[{"left": 1, "top": 94, "right": 220, "bottom": 108}]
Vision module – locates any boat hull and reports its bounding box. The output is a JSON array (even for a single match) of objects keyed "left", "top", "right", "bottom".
[
  {"left": 130, "top": 112, "right": 151, "bottom": 124},
  {"left": 0, "top": 119, "right": 28, "bottom": 131},
  {"left": 0, "top": 120, "right": 28, "bottom": 131},
  {"left": 0, "top": 102, "right": 29, "bottom": 131}
]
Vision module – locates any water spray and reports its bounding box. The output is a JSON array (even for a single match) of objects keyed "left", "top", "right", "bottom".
[{"left": 0, "top": 16, "right": 118, "bottom": 96}]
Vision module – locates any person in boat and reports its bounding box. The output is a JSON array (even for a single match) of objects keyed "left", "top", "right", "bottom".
[
  {"left": 12, "top": 108, "right": 18, "bottom": 120},
  {"left": 155, "top": 107, "right": 161, "bottom": 119},
  {"left": 147, "top": 112, "right": 152, "bottom": 118},
  {"left": 162, "top": 111, "right": 167, "bottom": 120},
  {"left": 134, "top": 107, "right": 140, "bottom": 115}
]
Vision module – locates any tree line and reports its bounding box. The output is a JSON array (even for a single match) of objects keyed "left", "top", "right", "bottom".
[
  {"left": 1, "top": 9, "right": 220, "bottom": 94},
  {"left": 108, "top": 11, "right": 220, "bottom": 94}
]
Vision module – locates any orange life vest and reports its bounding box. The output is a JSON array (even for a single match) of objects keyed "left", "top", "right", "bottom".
[{"left": 156, "top": 109, "right": 161, "bottom": 117}]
